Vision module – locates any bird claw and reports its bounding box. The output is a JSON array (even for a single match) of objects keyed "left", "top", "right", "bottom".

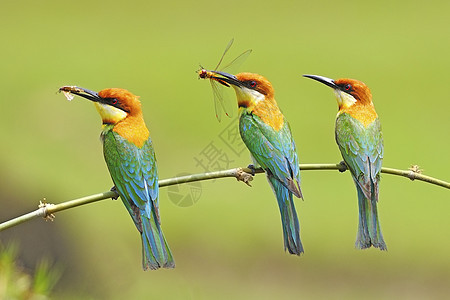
[
  {"left": 110, "top": 186, "right": 119, "bottom": 200},
  {"left": 338, "top": 161, "right": 348, "bottom": 173},
  {"left": 236, "top": 168, "right": 254, "bottom": 187},
  {"left": 246, "top": 164, "right": 257, "bottom": 176}
]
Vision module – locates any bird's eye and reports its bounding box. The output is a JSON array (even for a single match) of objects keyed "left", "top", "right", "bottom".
[
  {"left": 111, "top": 99, "right": 118, "bottom": 105},
  {"left": 344, "top": 84, "right": 352, "bottom": 91},
  {"left": 249, "top": 81, "right": 257, "bottom": 88}
]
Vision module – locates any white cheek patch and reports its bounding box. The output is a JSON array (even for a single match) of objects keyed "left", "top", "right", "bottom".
[
  {"left": 334, "top": 90, "right": 357, "bottom": 108},
  {"left": 235, "top": 87, "right": 264, "bottom": 103},
  {"left": 94, "top": 103, "right": 127, "bottom": 123},
  {"left": 248, "top": 88, "right": 265, "bottom": 104}
]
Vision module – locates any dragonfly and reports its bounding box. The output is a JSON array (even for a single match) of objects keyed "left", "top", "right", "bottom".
[{"left": 198, "top": 38, "right": 252, "bottom": 122}]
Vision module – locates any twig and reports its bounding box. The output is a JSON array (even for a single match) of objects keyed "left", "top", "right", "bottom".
[{"left": 0, "top": 162, "right": 447, "bottom": 232}]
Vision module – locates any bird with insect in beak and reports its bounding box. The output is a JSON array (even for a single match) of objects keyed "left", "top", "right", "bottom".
[
  {"left": 303, "top": 75, "right": 386, "bottom": 250},
  {"left": 59, "top": 86, "right": 175, "bottom": 269},
  {"left": 200, "top": 71, "right": 304, "bottom": 255}
]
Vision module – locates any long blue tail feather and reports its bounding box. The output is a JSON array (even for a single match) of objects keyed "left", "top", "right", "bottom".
[
  {"left": 141, "top": 212, "right": 175, "bottom": 270},
  {"left": 355, "top": 185, "right": 386, "bottom": 250},
  {"left": 268, "top": 176, "right": 303, "bottom": 255}
]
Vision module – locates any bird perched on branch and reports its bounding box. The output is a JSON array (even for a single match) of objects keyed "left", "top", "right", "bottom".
[
  {"left": 303, "top": 75, "right": 386, "bottom": 250},
  {"left": 60, "top": 86, "right": 175, "bottom": 269},
  {"left": 200, "top": 71, "right": 304, "bottom": 255}
]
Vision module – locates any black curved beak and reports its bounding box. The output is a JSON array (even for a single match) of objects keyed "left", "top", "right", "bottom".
[
  {"left": 303, "top": 74, "right": 338, "bottom": 90},
  {"left": 59, "top": 86, "right": 101, "bottom": 102},
  {"left": 210, "top": 71, "right": 243, "bottom": 88}
]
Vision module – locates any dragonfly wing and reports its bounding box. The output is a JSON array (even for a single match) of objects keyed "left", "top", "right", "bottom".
[
  {"left": 210, "top": 79, "right": 223, "bottom": 122},
  {"left": 221, "top": 49, "right": 252, "bottom": 74},
  {"left": 215, "top": 38, "right": 234, "bottom": 70}
]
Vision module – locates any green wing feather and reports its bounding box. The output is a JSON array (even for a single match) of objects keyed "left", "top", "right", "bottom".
[
  {"left": 239, "top": 112, "right": 301, "bottom": 197},
  {"left": 335, "top": 113, "right": 383, "bottom": 200},
  {"left": 102, "top": 129, "right": 159, "bottom": 226}
]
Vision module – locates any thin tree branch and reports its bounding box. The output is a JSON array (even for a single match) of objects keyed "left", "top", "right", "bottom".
[
  {"left": 0, "top": 162, "right": 448, "bottom": 232},
  {"left": 381, "top": 165, "right": 450, "bottom": 187}
]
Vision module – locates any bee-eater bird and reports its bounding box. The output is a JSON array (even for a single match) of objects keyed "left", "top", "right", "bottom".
[
  {"left": 200, "top": 71, "right": 304, "bottom": 255},
  {"left": 303, "top": 75, "right": 386, "bottom": 250},
  {"left": 59, "top": 86, "right": 175, "bottom": 269}
]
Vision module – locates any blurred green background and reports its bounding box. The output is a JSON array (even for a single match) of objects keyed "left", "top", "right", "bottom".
[{"left": 1, "top": 0, "right": 449, "bottom": 298}]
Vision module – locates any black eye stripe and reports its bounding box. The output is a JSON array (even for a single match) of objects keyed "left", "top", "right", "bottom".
[
  {"left": 98, "top": 97, "right": 130, "bottom": 113},
  {"left": 102, "top": 97, "right": 118, "bottom": 105}
]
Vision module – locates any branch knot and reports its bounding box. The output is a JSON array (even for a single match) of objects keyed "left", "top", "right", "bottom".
[
  {"left": 38, "top": 199, "right": 56, "bottom": 221},
  {"left": 235, "top": 168, "right": 254, "bottom": 187},
  {"left": 408, "top": 165, "right": 423, "bottom": 181}
]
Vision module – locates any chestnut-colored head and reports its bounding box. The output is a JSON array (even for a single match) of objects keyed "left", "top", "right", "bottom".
[
  {"left": 98, "top": 88, "right": 142, "bottom": 116},
  {"left": 333, "top": 78, "right": 372, "bottom": 108},
  {"left": 234, "top": 72, "right": 275, "bottom": 103},
  {"left": 59, "top": 86, "right": 143, "bottom": 125},
  {"left": 303, "top": 74, "right": 379, "bottom": 126},
  {"left": 303, "top": 75, "right": 373, "bottom": 110},
  {"left": 210, "top": 71, "right": 276, "bottom": 109},
  {"left": 94, "top": 88, "right": 143, "bottom": 125},
  {"left": 209, "top": 71, "right": 284, "bottom": 130},
  {"left": 59, "top": 85, "right": 150, "bottom": 146}
]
